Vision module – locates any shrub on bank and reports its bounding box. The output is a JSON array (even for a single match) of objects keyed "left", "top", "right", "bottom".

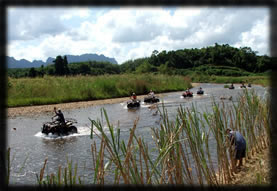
[{"left": 189, "top": 74, "right": 269, "bottom": 86}]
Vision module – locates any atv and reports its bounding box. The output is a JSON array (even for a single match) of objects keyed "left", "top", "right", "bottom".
[
  {"left": 42, "top": 118, "right": 77, "bottom": 136},
  {"left": 144, "top": 96, "right": 160, "bottom": 103},
  {"left": 127, "top": 100, "right": 141, "bottom": 109}
]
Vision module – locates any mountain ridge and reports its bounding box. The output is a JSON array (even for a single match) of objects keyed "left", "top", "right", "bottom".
[{"left": 7, "top": 53, "right": 118, "bottom": 68}]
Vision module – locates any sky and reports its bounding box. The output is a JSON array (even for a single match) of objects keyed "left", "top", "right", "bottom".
[{"left": 7, "top": 7, "right": 269, "bottom": 64}]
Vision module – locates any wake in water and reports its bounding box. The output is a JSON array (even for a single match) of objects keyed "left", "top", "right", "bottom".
[
  {"left": 35, "top": 126, "right": 90, "bottom": 139},
  {"left": 35, "top": 125, "right": 115, "bottom": 139}
]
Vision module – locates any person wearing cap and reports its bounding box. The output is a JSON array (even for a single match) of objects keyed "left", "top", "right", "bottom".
[
  {"left": 52, "top": 107, "right": 66, "bottom": 125},
  {"left": 131, "top": 92, "right": 137, "bottom": 101},
  {"left": 226, "top": 128, "right": 246, "bottom": 172}
]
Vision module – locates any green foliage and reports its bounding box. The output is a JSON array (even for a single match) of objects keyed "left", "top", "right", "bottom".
[
  {"left": 120, "top": 43, "right": 273, "bottom": 75},
  {"left": 185, "top": 71, "right": 269, "bottom": 86},
  {"left": 28, "top": 67, "right": 37, "bottom": 78},
  {"left": 119, "top": 58, "right": 148, "bottom": 73},
  {"left": 53, "top": 55, "right": 69, "bottom": 75},
  {"left": 7, "top": 74, "right": 191, "bottom": 107},
  {"left": 224, "top": 84, "right": 229, "bottom": 88},
  {"left": 135, "top": 61, "right": 157, "bottom": 73},
  {"left": 193, "top": 65, "right": 252, "bottom": 76},
  {"left": 7, "top": 44, "right": 273, "bottom": 78}
]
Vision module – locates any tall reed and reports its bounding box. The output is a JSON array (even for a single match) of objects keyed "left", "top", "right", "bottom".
[
  {"left": 35, "top": 89, "right": 269, "bottom": 185},
  {"left": 35, "top": 158, "right": 81, "bottom": 186},
  {"left": 6, "top": 148, "right": 10, "bottom": 185}
]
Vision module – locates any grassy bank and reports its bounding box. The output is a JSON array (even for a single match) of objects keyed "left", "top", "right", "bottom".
[
  {"left": 7, "top": 74, "right": 192, "bottom": 107},
  {"left": 12, "top": 89, "right": 268, "bottom": 186},
  {"left": 189, "top": 74, "right": 270, "bottom": 87}
]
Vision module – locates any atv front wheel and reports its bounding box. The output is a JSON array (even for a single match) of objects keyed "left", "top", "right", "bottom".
[{"left": 69, "top": 126, "right": 77, "bottom": 134}]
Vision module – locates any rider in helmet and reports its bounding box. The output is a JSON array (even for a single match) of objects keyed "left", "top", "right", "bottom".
[
  {"left": 52, "top": 107, "right": 66, "bottom": 125},
  {"left": 148, "top": 90, "right": 155, "bottom": 97},
  {"left": 131, "top": 93, "right": 137, "bottom": 101}
]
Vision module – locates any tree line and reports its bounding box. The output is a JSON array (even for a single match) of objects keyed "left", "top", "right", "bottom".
[{"left": 7, "top": 43, "right": 273, "bottom": 78}]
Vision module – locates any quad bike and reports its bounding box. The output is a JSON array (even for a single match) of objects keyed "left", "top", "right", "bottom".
[
  {"left": 182, "top": 91, "right": 193, "bottom": 98},
  {"left": 240, "top": 84, "right": 246, "bottom": 88},
  {"left": 127, "top": 100, "right": 141, "bottom": 108},
  {"left": 144, "top": 96, "right": 160, "bottom": 103},
  {"left": 196, "top": 90, "right": 204, "bottom": 95},
  {"left": 41, "top": 118, "right": 77, "bottom": 136}
]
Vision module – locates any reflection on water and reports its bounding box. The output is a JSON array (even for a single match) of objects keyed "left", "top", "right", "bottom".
[{"left": 7, "top": 83, "right": 267, "bottom": 185}]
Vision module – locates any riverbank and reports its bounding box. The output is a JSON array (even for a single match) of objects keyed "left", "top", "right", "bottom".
[
  {"left": 191, "top": 75, "right": 270, "bottom": 87},
  {"left": 229, "top": 146, "right": 270, "bottom": 185},
  {"left": 7, "top": 94, "right": 144, "bottom": 118},
  {"left": 7, "top": 83, "right": 199, "bottom": 118},
  {"left": 7, "top": 74, "right": 192, "bottom": 108}
]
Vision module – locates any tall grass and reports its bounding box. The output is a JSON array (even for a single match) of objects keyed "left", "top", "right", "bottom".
[
  {"left": 22, "top": 89, "right": 270, "bottom": 186},
  {"left": 35, "top": 158, "right": 81, "bottom": 186},
  {"left": 7, "top": 74, "right": 191, "bottom": 107},
  {"left": 6, "top": 148, "right": 10, "bottom": 185},
  {"left": 189, "top": 74, "right": 270, "bottom": 87}
]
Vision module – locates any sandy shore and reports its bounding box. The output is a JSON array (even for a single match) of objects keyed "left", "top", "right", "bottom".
[
  {"left": 7, "top": 95, "right": 143, "bottom": 118},
  {"left": 7, "top": 83, "right": 200, "bottom": 118}
]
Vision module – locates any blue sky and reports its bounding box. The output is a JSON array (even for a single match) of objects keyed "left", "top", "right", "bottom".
[{"left": 8, "top": 7, "right": 269, "bottom": 64}]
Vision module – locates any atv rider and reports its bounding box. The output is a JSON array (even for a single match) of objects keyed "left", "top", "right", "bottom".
[
  {"left": 131, "top": 93, "right": 137, "bottom": 102},
  {"left": 52, "top": 107, "right": 66, "bottom": 125},
  {"left": 148, "top": 90, "right": 155, "bottom": 97}
]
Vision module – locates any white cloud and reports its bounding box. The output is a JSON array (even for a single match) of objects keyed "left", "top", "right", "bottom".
[
  {"left": 8, "top": 7, "right": 269, "bottom": 64},
  {"left": 234, "top": 15, "right": 269, "bottom": 55}
]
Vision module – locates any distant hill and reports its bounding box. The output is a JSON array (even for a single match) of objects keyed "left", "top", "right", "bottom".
[{"left": 7, "top": 53, "right": 118, "bottom": 68}]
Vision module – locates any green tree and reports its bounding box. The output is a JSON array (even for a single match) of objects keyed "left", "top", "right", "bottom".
[
  {"left": 136, "top": 61, "right": 156, "bottom": 73},
  {"left": 53, "top": 55, "right": 69, "bottom": 75},
  {"left": 53, "top": 55, "right": 64, "bottom": 75},
  {"left": 38, "top": 65, "right": 45, "bottom": 77},
  {"left": 63, "top": 56, "right": 69, "bottom": 75},
  {"left": 28, "top": 67, "right": 37, "bottom": 78},
  {"left": 79, "top": 63, "right": 91, "bottom": 74}
]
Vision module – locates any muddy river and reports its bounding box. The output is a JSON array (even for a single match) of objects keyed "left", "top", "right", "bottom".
[{"left": 7, "top": 83, "right": 268, "bottom": 185}]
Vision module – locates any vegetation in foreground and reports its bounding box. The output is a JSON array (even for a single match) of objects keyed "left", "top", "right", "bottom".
[
  {"left": 7, "top": 74, "right": 191, "bottom": 107},
  {"left": 6, "top": 89, "right": 270, "bottom": 185}
]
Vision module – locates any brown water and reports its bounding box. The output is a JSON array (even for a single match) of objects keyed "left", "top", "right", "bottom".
[{"left": 7, "top": 83, "right": 268, "bottom": 185}]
